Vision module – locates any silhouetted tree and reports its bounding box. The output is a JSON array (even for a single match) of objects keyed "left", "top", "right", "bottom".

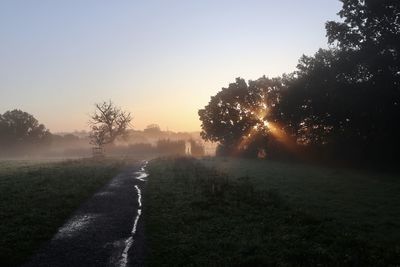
[
  {"left": 275, "top": 0, "right": 400, "bottom": 164},
  {"left": 0, "top": 109, "right": 51, "bottom": 155},
  {"left": 144, "top": 124, "right": 161, "bottom": 134},
  {"left": 50, "top": 133, "right": 81, "bottom": 147},
  {"left": 199, "top": 0, "right": 399, "bottom": 166},
  {"left": 198, "top": 77, "right": 282, "bottom": 157},
  {"left": 326, "top": 0, "right": 400, "bottom": 54},
  {"left": 89, "top": 101, "right": 132, "bottom": 150},
  {"left": 276, "top": 50, "right": 343, "bottom": 145},
  {"left": 326, "top": 0, "right": 400, "bottom": 155}
]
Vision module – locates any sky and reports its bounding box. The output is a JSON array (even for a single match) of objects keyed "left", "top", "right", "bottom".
[{"left": 0, "top": 0, "right": 342, "bottom": 133}]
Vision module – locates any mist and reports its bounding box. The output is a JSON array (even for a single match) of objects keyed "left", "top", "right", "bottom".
[
  {"left": 0, "top": 111, "right": 215, "bottom": 160},
  {"left": 1, "top": 1, "right": 400, "bottom": 266}
]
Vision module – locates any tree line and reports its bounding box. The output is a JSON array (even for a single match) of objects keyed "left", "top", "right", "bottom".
[
  {"left": 199, "top": 0, "right": 400, "bottom": 167},
  {"left": 0, "top": 108, "right": 205, "bottom": 158}
]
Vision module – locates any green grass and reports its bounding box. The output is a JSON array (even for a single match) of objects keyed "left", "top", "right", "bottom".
[
  {"left": 0, "top": 158, "right": 124, "bottom": 267},
  {"left": 200, "top": 157, "right": 400, "bottom": 243},
  {"left": 144, "top": 157, "right": 400, "bottom": 266}
]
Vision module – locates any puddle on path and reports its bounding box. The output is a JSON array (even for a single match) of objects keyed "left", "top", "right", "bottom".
[{"left": 55, "top": 214, "right": 100, "bottom": 239}]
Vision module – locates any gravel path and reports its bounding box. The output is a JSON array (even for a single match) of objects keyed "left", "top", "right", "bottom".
[{"left": 23, "top": 161, "right": 148, "bottom": 267}]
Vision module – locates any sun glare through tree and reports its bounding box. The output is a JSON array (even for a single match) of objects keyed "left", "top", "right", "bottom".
[{"left": 1, "top": 0, "right": 400, "bottom": 266}]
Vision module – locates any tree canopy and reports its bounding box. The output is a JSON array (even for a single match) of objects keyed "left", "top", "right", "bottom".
[
  {"left": 89, "top": 101, "right": 132, "bottom": 148},
  {"left": 198, "top": 77, "right": 282, "bottom": 156},
  {"left": 0, "top": 109, "right": 51, "bottom": 155},
  {"left": 199, "top": 0, "right": 400, "bottom": 166}
]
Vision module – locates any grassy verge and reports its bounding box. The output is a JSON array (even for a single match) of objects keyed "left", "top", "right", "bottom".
[
  {"left": 145, "top": 157, "right": 399, "bottom": 266},
  {"left": 0, "top": 158, "right": 124, "bottom": 267}
]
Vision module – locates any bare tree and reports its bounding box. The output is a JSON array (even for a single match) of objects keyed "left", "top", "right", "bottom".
[{"left": 89, "top": 101, "right": 132, "bottom": 154}]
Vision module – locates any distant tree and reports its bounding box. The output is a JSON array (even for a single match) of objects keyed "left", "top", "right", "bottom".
[
  {"left": 88, "top": 101, "right": 132, "bottom": 149},
  {"left": 144, "top": 124, "right": 161, "bottom": 134},
  {"left": 62, "top": 133, "right": 80, "bottom": 143},
  {"left": 51, "top": 133, "right": 81, "bottom": 146},
  {"left": 156, "top": 139, "right": 185, "bottom": 155},
  {"left": 0, "top": 109, "right": 51, "bottom": 155}
]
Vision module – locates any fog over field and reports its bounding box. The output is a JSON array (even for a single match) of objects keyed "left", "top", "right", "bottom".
[
  {"left": 0, "top": 111, "right": 214, "bottom": 160},
  {"left": 1, "top": 0, "right": 400, "bottom": 266}
]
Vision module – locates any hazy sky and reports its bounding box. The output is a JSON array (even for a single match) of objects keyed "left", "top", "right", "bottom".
[{"left": 0, "top": 0, "right": 342, "bottom": 133}]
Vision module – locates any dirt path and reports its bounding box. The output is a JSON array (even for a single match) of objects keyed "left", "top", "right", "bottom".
[{"left": 23, "top": 161, "right": 148, "bottom": 267}]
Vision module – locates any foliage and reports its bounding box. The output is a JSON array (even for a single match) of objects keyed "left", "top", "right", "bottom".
[
  {"left": 277, "top": 0, "right": 400, "bottom": 164},
  {"left": 277, "top": 50, "right": 350, "bottom": 147},
  {"left": 198, "top": 77, "right": 282, "bottom": 157},
  {"left": 0, "top": 109, "right": 51, "bottom": 155},
  {"left": 199, "top": 0, "right": 400, "bottom": 167},
  {"left": 89, "top": 101, "right": 132, "bottom": 148},
  {"left": 326, "top": 0, "right": 400, "bottom": 53},
  {"left": 143, "top": 124, "right": 161, "bottom": 134}
]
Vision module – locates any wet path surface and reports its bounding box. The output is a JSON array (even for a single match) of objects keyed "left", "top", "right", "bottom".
[{"left": 23, "top": 161, "right": 148, "bottom": 267}]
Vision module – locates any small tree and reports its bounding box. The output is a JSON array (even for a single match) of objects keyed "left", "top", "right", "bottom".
[{"left": 89, "top": 101, "right": 132, "bottom": 156}]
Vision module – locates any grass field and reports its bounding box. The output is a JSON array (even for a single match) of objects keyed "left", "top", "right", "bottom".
[
  {"left": 200, "top": 157, "right": 400, "bottom": 243},
  {"left": 144, "top": 157, "right": 400, "bottom": 266},
  {"left": 0, "top": 158, "right": 124, "bottom": 267}
]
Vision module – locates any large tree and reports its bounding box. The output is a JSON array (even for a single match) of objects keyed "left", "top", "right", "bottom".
[
  {"left": 199, "top": 77, "right": 282, "bottom": 156},
  {"left": 199, "top": 0, "right": 400, "bottom": 165},
  {"left": 89, "top": 101, "right": 132, "bottom": 149},
  {"left": 275, "top": 0, "right": 400, "bottom": 163},
  {"left": 326, "top": 0, "right": 400, "bottom": 53}
]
